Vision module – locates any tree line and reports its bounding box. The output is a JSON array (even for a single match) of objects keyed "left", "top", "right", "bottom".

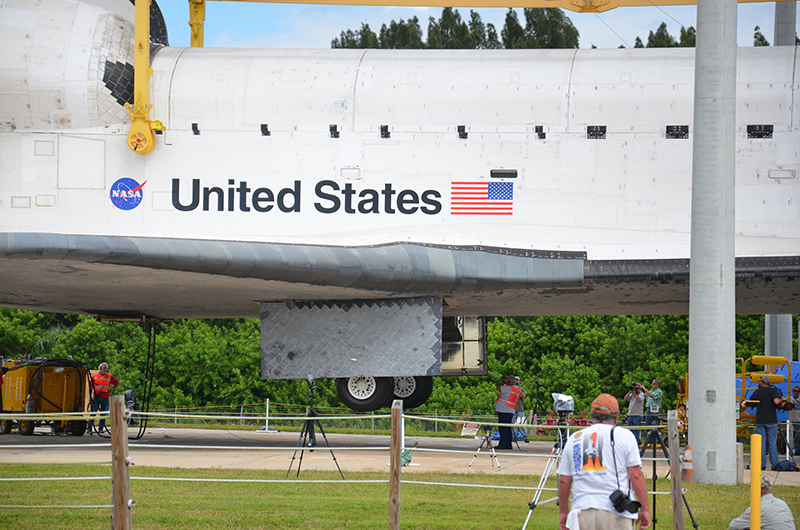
[
  {"left": 333, "top": 7, "right": 797, "bottom": 50},
  {"left": 1, "top": 308, "right": 793, "bottom": 415},
  {"left": 331, "top": 8, "right": 580, "bottom": 50}
]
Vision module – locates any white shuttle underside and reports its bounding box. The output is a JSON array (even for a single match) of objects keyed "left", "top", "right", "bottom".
[{"left": 0, "top": 1, "right": 798, "bottom": 318}]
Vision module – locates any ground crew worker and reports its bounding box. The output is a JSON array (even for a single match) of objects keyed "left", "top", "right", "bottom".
[
  {"left": 495, "top": 375, "right": 520, "bottom": 450},
  {"left": 87, "top": 362, "right": 119, "bottom": 434}
]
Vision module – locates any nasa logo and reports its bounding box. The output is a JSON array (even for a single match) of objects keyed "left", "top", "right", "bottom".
[{"left": 110, "top": 177, "right": 147, "bottom": 210}]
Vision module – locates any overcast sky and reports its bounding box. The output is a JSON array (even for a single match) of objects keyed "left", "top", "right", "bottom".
[{"left": 156, "top": 2, "right": 797, "bottom": 50}]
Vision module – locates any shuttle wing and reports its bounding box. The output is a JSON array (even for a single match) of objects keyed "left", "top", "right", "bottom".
[{"left": 0, "top": 233, "right": 797, "bottom": 318}]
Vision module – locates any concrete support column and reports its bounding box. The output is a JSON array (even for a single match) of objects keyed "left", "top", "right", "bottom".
[
  {"left": 765, "top": 314, "right": 794, "bottom": 360},
  {"left": 687, "top": 0, "right": 738, "bottom": 485},
  {"left": 767, "top": 5, "right": 797, "bottom": 365},
  {"left": 774, "top": 1, "right": 797, "bottom": 46}
]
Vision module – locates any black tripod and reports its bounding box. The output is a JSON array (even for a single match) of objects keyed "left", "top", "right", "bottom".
[
  {"left": 529, "top": 380, "right": 545, "bottom": 435},
  {"left": 639, "top": 427, "right": 699, "bottom": 530},
  {"left": 285, "top": 378, "right": 344, "bottom": 479}
]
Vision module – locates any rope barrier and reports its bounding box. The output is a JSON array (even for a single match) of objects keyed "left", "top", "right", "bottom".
[
  {"left": 130, "top": 477, "right": 387, "bottom": 484},
  {"left": 127, "top": 443, "right": 391, "bottom": 451},
  {"left": 0, "top": 504, "right": 113, "bottom": 509},
  {"left": 0, "top": 476, "right": 110, "bottom": 482},
  {"left": 0, "top": 444, "right": 111, "bottom": 449},
  {"left": 0, "top": 412, "right": 110, "bottom": 421},
  {"left": 136, "top": 411, "right": 392, "bottom": 421},
  {"left": 404, "top": 480, "right": 552, "bottom": 491}
]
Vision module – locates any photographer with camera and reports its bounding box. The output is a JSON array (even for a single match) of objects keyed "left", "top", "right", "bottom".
[
  {"left": 643, "top": 379, "right": 663, "bottom": 426},
  {"left": 624, "top": 383, "right": 646, "bottom": 445},
  {"left": 557, "top": 394, "right": 650, "bottom": 530}
]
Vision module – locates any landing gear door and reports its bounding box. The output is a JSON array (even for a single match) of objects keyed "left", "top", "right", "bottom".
[{"left": 441, "top": 317, "right": 486, "bottom": 376}]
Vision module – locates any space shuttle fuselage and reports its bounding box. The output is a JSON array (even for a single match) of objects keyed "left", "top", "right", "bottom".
[
  {"left": 0, "top": 0, "right": 796, "bottom": 264},
  {"left": 0, "top": 0, "right": 798, "bottom": 324}
]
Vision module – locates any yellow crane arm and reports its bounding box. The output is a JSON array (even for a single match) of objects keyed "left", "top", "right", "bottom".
[{"left": 126, "top": 0, "right": 156, "bottom": 155}]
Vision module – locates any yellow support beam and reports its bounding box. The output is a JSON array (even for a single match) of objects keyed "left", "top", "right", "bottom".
[
  {"left": 750, "top": 355, "right": 789, "bottom": 366},
  {"left": 190, "top": 0, "right": 206, "bottom": 47},
  {"left": 126, "top": 0, "right": 155, "bottom": 155}
]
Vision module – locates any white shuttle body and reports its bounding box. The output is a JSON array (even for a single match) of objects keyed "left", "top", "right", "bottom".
[
  {"left": 0, "top": 0, "right": 799, "bottom": 408},
  {"left": 1, "top": 0, "right": 797, "bottom": 321}
]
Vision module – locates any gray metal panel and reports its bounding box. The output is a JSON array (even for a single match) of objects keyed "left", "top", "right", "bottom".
[{"left": 261, "top": 298, "right": 442, "bottom": 380}]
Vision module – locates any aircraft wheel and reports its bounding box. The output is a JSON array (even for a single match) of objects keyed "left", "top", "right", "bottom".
[
  {"left": 336, "top": 376, "right": 394, "bottom": 412},
  {"left": 1, "top": 419, "right": 13, "bottom": 434},
  {"left": 18, "top": 419, "right": 35, "bottom": 436},
  {"left": 391, "top": 376, "right": 434, "bottom": 410}
]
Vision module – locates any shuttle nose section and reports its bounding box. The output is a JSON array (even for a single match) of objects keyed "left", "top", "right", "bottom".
[{"left": 0, "top": 0, "right": 166, "bottom": 131}]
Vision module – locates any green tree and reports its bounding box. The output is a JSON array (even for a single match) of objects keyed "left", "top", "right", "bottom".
[
  {"left": 331, "top": 23, "right": 379, "bottom": 49},
  {"left": 380, "top": 17, "right": 424, "bottom": 49},
  {"left": 467, "top": 10, "right": 500, "bottom": 49},
  {"left": 500, "top": 9, "right": 525, "bottom": 49},
  {"left": 753, "top": 26, "right": 770, "bottom": 46},
  {"left": 520, "top": 8, "right": 580, "bottom": 48},
  {"left": 500, "top": 8, "right": 578, "bottom": 49},
  {"left": 427, "top": 8, "right": 473, "bottom": 49},
  {"left": 0, "top": 310, "right": 791, "bottom": 417},
  {"left": 646, "top": 22, "right": 677, "bottom": 47},
  {"left": 332, "top": 8, "right": 574, "bottom": 50},
  {"left": 633, "top": 23, "right": 696, "bottom": 49},
  {"left": 679, "top": 26, "right": 696, "bottom": 47}
]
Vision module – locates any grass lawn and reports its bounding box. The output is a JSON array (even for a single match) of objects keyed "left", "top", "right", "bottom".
[{"left": 0, "top": 464, "right": 798, "bottom": 529}]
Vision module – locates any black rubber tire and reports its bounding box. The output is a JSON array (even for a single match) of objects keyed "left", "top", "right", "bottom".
[
  {"left": 18, "top": 419, "right": 35, "bottom": 436},
  {"left": 70, "top": 420, "right": 87, "bottom": 436},
  {"left": 336, "top": 377, "right": 394, "bottom": 412},
  {"left": 391, "top": 376, "right": 434, "bottom": 410},
  {"left": 1, "top": 419, "right": 13, "bottom": 434}
]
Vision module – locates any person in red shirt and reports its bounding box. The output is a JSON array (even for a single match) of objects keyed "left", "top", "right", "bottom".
[{"left": 87, "top": 362, "right": 119, "bottom": 435}]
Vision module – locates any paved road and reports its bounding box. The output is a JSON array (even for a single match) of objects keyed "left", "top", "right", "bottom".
[{"left": 0, "top": 425, "right": 796, "bottom": 488}]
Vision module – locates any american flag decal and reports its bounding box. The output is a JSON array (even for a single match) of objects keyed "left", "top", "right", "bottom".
[{"left": 450, "top": 181, "right": 513, "bottom": 215}]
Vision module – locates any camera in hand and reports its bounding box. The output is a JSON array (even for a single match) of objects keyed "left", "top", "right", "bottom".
[
  {"left": 629, "top": 382, "right": 639, "bottom": 391},
  {"left": 609, "top": 489, "right": 641, "bottom": 514}
]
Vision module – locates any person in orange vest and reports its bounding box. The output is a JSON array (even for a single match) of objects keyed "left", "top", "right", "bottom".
[
  {"left": 495, "top": 375, "right": 520, "bottom": 450},
  {"left": 87, "top": 362, "right": 119, "bottom": 435}
]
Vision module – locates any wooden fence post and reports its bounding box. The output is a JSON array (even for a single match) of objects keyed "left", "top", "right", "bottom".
[
  {"left": 389, "top": 399, "right": 402, "bottom": 530},
  {"left": 111, "top": 395, "right": 132, "bottom": 530},
  {"left": 668, "top": 410, "right": 684, "bottom": 530}
]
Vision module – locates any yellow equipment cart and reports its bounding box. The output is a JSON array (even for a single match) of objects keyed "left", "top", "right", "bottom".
[{"left": 1, "top": 359, "right": 89, "bottom": 436}]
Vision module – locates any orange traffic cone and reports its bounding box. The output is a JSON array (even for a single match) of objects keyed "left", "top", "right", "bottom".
[{"left": 681, "top": 445, "right": 693, "bottom": 484}]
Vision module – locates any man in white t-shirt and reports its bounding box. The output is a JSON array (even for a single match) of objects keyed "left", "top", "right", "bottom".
[{"left": 557, "top": 393, "right": 651, "bottom": 530}]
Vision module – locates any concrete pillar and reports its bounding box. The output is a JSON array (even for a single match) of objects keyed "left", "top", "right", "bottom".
[
  {"left": 687, "top": 0, "right": 738, "bottom": 485},
  {"left": 774, "top": 1, "right": 797, "bottom": 46},
  {"left": 767, "top": 6, "right": 797, "bottom": 364},
  {"left": 765, "top": 314, "right": 794, "bottom": 360}
]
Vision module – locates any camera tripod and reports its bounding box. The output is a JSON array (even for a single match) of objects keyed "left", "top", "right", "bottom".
[
  {"left": 521, "top": 417, "right": 570, "bottom": 530},
  {"left": 640, "top": 427, "right": 698, "bottom": 530},
  {"left": 285, "top": 378, "right": 344, "bottom": 480},
  {"left": 469, "top": 424, "right": 501, "bottom": 468}
]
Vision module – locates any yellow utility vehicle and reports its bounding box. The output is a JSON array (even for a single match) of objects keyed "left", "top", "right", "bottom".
[
  {"left": 1, "top": 359, "right": 89, "bottom": 436},
  {"left": 675, "top": 356, "right": 795, "bottom": 448},
  {"left": 738, "top": 356, "right": 793, "bottom": 443}
]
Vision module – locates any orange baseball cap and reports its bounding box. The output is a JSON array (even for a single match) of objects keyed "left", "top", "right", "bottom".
[{"left": 591, "top": 393, "right": 619, "bottom": 414}]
